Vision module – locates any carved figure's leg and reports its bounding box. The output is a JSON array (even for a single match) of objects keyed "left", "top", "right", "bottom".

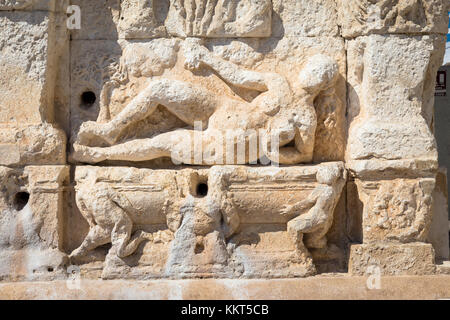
[
  {"left": 69, "top": 225, "right": 111, "bottom": 259},
  {"left": 110, "top": 212, "right": 149, "bottom": 258},
  {"left": 73, "top": 129, "right": 207, "bottom": 164},
  {"left": 77, "top": 78, "right": 219, "bottom": 146},
  {"left": 303, "top": 220, "right": 332, "bottom": 249},
  {"left": 287, "top": 207, "right": 329, "bottom": 248}
]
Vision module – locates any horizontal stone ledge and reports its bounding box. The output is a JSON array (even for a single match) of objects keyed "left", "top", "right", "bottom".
[
  {"left": 346, "top": 159, "right": 438, "bottom": 179},
  {"left": 1, "top": 276, "right": 450, "bottom": 299}
]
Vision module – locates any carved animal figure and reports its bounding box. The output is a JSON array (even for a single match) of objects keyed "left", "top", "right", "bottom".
[{"left": 70, "top": 169, "right": 239, "bottom": 260}]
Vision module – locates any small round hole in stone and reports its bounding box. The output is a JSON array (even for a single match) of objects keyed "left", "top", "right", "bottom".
[
  {"left": 196, "top": 183, "right": 208, "bottom": 197},
  {"left": 13, "top": 192, "right": 29, "bottom": 211},
  {"left": 194, "top": 242, "right": 204, "bottom": 254},
  {"left": 81, "top": 91, "right": 96, "bottom": 108}
]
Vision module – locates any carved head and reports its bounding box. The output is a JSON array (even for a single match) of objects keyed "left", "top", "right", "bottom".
[
  {"left": 316, "top": 166, "right": 341, "bottom": 185},
  {"left": 298, "top": 54, "right": 339, "bottom": 94}
]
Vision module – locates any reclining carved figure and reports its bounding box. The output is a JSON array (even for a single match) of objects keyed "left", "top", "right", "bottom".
[{"left": 71, "top": 39, "right": 340, "bottom": 165}]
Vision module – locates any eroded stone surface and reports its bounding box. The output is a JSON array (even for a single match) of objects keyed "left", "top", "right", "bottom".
[
  {"left": 0, "top": 166, "right": 69, "bottom": 281},
  {"left": 0, "top": 0, "right": 449, "bottom": 290},
  {"left": 346, "top": 34, "right": 445, "bottom": 161},
  {"left": 0, "top": 10, "right": 67, "bottom": 165},
  {"left": 71, "top": 163, "right": 346, "bottom": 279},
  {"left": 337, "top": 0, "right": 449, "bottom": 38},
  {"left": 349, "top": 243, "right": 436, "bottom": 276}
]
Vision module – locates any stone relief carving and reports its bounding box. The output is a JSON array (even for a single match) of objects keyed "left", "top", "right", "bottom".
[
  {"left": 0, "top": 0, "right": 449, "bottom": 294},
  {"left": 118, "top": 0, "right": 167, "bottom": 39},
  {"left": 166, "top": 0, "right": 272, "bottom": 37},
  {"left": 281, "top": 165, "right": 346, "bottom": 250},
  {"left": 357, "top": 178, "right": 435, "bottom": 243},
  {"left": 71, "top": 42, "right": 339, "bottom": 165},
  {"left": 337, "top": 0, "right": 449, "bottom": 37},
  {"left": 71, "top": 163, "right": 346, "bottom": 279}
]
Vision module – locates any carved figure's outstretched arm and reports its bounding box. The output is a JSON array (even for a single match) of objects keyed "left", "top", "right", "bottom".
[
  {"left": 182, "top": 38, "right": 269, "bottom": 92},
  {"left": 280, "top": 189, "right": 320, "bottom": 217}
]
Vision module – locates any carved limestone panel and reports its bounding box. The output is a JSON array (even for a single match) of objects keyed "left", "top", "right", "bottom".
[
  {"left": 0, "top": 166, "right": 69, "bottom": 281},
  {"left": 355, "top": 177, "right": 435, "bottom": 243},
  {"left": 337, "top": 0, "right": 449, "bottom": 38},
  {"left": 71, "top": 163, "right": 346, "bottom": 279},
  {"left": 69, "top": 36, "right": 347, "bottom": 165}
]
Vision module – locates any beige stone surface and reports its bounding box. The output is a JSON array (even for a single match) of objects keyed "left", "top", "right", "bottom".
[
  {"left": 0, "top": 0, "right": 67, "bottom": 11},
  {"left": 1, "top": 276, "right": 450, "bottom": 300},
  {"left": 429, "top": 169, "right": 450, "bottom": 260},
  {"left": 69, "top": 36, "right": 346, "bottom": 164},
  {"left": 0, "top": 9, "right": 67, "bottom": 165},
  {"left": 70, "top": 163, "right": 345, "bottom": 279},
  {"left": 0, "top": 165, "right": 69, "bottom": 281},
  {"left": 349, "top": 243, "right": 436, "bottom": 276},
  {"left": 355, "top": 177, "right": 436, "bottom": 243},
  {"left": 0, "top": 0, "right": 449, "bottom": 294},
  {"left": 346, "top": 34, "right": 445, "bottom": 161},
  {"left": 337, "top": 0, "right": 449, "bottom": 38}
]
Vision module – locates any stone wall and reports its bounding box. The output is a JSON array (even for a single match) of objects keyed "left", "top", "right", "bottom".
[{"left": 0, "top": 0, "right": 448, "bottom": 283}]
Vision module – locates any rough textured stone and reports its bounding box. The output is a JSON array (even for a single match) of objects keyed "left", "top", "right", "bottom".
[
  {"left": 346, "top": 34, "right": 445, "bottom": 161},
  {"left": 0, "top": 0, "right": 67, "bottom": 12},
  {"left": 429, "top": 168, "right": 449, "bottom": 260},
  {"left": 1, "top": 276, "right": 450, "bottom": 300},
  {"left": 349, "top": 243, "right": 436, "bottom": 276},
  {"left": 0, "top": 166, "right": 69, "bottom": 281},
  {"left": 0, "top": 10, "right": 67, "bottom": 165},
  {"left": 70, "top": 163, "right": 345, "bottom": 279},
  {"left": 0, "top": 0, "right": 449, "bottom": 299},
  {"left": 337, "top": 0, "right": 449, "bottom": 38}
]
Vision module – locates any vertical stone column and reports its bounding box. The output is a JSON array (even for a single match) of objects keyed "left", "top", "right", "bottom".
[
  {"left": 0, "top": 0, "right": 67, "bottom": 166},
  {"left": 339, "top": 0, "right": 449, "bottom": 275},
  {"left": 0, "top": 0, "right": 69, "bottom": 280}
]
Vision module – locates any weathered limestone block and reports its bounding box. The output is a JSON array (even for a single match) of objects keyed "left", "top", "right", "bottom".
[
  {"left": 346, "top": 34, "right": 445, "bottom": 161},
  {"left": 337, "top": 0, "right": 449, "bottom": 38},
  {"left": 70, "top": 0, "right": 121, "bottom": 40},
  {"left": 0, "top": 0, "right": 448, "bottom": 292},
  {"left": 272, "top": 0, "right": 339, "bottom": 37},
  {"left": 71, "top": 0, "right": 341, "bottom": 39},
  {"left": 166, "top": 0, "right": 272, "bottom": 37},
  {"left": 349, "top": 243, "right": 436, "bottom": 276},
  {"left": 0, "top": 166, "right": 69, "bottom": 281},
  {"left": 347, "top": 160, "right": 437, "bottom": 243},
  {"left": 69, "top": 36, "right": 346, "bottom": 164},
  {"left": 0, "top": 0, "right": 33, "bottom": 10},
  {"left": 347, "top": 159, "right": 441, "bottom": 275},
  {"left": 0, "top": 10, "right": 67, "bottom": 165},
  {"left": 117, "top": 0, "right": 166, "bottom": 39},
  {"left": 71, "top": 163, "right": 346, "bottom": 279}
]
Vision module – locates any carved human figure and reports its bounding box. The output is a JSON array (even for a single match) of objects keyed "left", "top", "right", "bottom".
[
  {"left": 72, "top": 39, "right": 339, "bottom": 165},
  {"left": 280, "top": 165, "right": 345, "bottom": 249}
]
